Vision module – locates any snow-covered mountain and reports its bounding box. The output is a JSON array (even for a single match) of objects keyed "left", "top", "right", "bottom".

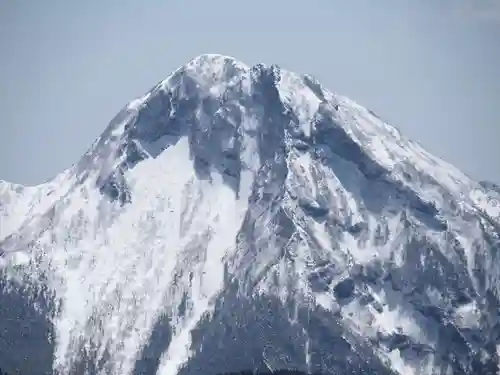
[{"left": 1, "top": 54, "right": 500, "bottom": 375}]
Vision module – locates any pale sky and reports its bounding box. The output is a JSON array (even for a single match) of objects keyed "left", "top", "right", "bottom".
[{"left": 0, "top": 0, "right": 499, "bottom": 185}]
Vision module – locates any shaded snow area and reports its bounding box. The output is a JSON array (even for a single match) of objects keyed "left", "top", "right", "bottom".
[{"left": 1, "top": 54, "right": 500, "bottom": 375}]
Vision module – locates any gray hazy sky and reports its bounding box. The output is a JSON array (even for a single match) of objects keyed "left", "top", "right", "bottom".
[{"left": 1, "top": 0, "right": 499, "bottom": 186}]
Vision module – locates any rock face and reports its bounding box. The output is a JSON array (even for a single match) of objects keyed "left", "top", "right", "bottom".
[{"left": 1, "top": 54, "right": 500, "bottom": 375}]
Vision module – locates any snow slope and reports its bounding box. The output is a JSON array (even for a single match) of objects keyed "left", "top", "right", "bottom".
[{"left": 1, "top": 54, "right": 500, "bottom": 375}]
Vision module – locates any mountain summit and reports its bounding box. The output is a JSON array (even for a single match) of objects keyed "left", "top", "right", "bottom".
[{"left": 1, "top": 54, "right": 500, "bottom": 375}]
